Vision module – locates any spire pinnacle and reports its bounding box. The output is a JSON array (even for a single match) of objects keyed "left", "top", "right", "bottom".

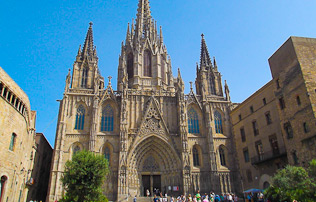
[
  {"left": 126, "top": 23, "right": 131, "bottom": 42},
  {"left": 135, "top": 0, "right": 152, "bottom": 38},
  {"left": 200, "top": 33, "right": 211, "bottom": 68},
  {"left": 160, "top": 26, "right": 163, "bottom": 44},
  {"left": 82, "top": 22, "right": 95, "bottom": 58}
]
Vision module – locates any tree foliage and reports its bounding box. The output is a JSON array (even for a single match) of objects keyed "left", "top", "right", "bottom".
[
  {"left": 60, "top": 150, "right": 110, "bottom": 202},
  {"left": 265, "top": 160, "right": 316, "bottom": 202}
]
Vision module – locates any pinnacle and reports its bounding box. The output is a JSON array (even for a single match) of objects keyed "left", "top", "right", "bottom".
[
  {"left": 82, "top": 22, "right": 95, "bottom": 58},
  {"left": 200, "top": 34, "right": 211, "bottom": 68}
]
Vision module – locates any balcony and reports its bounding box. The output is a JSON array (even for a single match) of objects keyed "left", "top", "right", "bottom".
[{"left": 251, "top": 146, "right": 287, "bottom": 165}]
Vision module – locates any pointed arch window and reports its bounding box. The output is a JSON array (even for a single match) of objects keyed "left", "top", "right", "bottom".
[
  {"left": 104, "top": 147, "right": 110, "bottom": 165},
  {"left": 127, "top": 53, "right": 134, "bottom": 79},
  {"left": 188, "top": 108, "right": 200, "bottom": 134},
  {"left": 193, "top": 146, "right": 200, "bottom": 166},
  {"left": 0, "top": 176, "right": 7, "bottom": 201},
  {"left": 73, "top": 145, "right": 80, "bottom": 156},
  {"left": 101, "top": 104, "right": 114, "bottom": 132},
  {"left": 143, "top": 50, "right": 152, "bottom": 77},
  {"left": 81, "top": 67, "right": 88, "bottom": 88},
  {"left": 161, "top": 56, "right": 165, "bottom": 82},
  {"left": 219, "top": 147, "right": 226, "bottom": 166},
  {"left": 75, "top": 105, "right": 85, "bottom": 130},
  {"left": 214, "top": 111, "right": 223, "bottom": 134}
]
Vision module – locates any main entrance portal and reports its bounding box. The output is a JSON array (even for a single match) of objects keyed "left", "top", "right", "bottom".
[{"left": 142, "top": 175, "right": 161, "bottom": 196}]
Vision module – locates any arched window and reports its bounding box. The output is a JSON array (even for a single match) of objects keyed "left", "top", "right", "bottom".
[
  {"left": 188, "top": 108, "right": 200, "bottom": 134},
  {"left": 193, "top": 146, "right": 200, "bottom": 166},
  {"left": 9, "top": 133, "right": 17, "bottom": 151},
  {"left": 73, "top": 145, "right": 80, "bottom": 155},
  {"left": 81, "top": 68, "right": 88, "bottom": 88},
  {"left": 0, "top": 176, "right": 7, "bottom": 201},
  {"left": 101, "top": 105, "right": 114, "bottom": 132},
  {"left": 104, "top": 147, "right": 110, "bottom": 164},
  {"left": 161, "top": 56, "right": 165, "bottom": 82},
  {"left": 214, "top": 111, "right": 223, "bottom": 134},
  {"left": 219, "top": 147, "right": 226, "bottom": 166},
  {"left": 127, "top": 53, "right": 134, "bottom": 79},
  {"left": 75, "top": 105, "right": 85, "bottom": 130},
  {"left": 143, "top": 50, "right": 152, "bottom": 77}
]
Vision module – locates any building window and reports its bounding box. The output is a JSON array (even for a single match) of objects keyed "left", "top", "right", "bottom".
[
  {"left": 75, "top": 105, "right": 85, "bottom": 130},
  {"left": 161, "top": 56, "right": 165, "bottom": 82},
  {"left": 101, "top": 104, "right": 114, "bottom": 132},
  {"left": 143, "top": 49, "right": 152, "bottom": 77},
  {"left": 284, "top": 122, "right": 293, "bottom": 139},
  {"left": 279, "top": 97, "right": 285, "bottom": 109},
  {"left": 269, "top": 135, "right": 279, "bottom": 156},
  {"left": 188, "top": 108, "right": 200, "bottom": 134},
  {"left": 292, "top": 151, "right": 298, "bottom": 165},
  {"left": 276, "top": 79, "right": 280, "bottom": 89},
  {"left": 104, "top": 147, "right": 110, "bottom": 165},
  {"left": 9, "top": 133, "right": 17, "bottom": 151},
  {"left": 127, "top": 53, "right": 134, "bottom": 79},
  {"left": 238, "top": 114, "right": 242, "bottom": 121},
  {"left": 0, "top": 176, "right": 8, "bottom": 201},
  {"left": 73, "top": 145, "right": 80, "bottom": 156},
  {"left": 246, "top": 170, "right": 253, "bottom": 182},
  {"left": 240, "top": 127, "right": 246, "bottom": 142},
  {"left": 250, "top": 106, "right": 254, "bottom": 113},
  {"left": 263, "top": 98, "right": 267, "bottom": 105},
  {"left": 214, "top": 111, "right": 223, "bottom": 134},
  {"left": 243, "top": 148, "right": 249, "bottom": 163},
  {"left": 296, "top": 95, "right": 301, "bottom": 106},
  {"left": 265, "top": 111, "right": 272, "bottom": 125},
  {"left": 219, "top": 147, "right": 226, "bottom": 166},
  {"left": 81, "top": 68, "right": 88, "bottom": 88},
  {"left": 255, "top": 141, "right": 264, "bottom": 161},
  {"left": 252, "top": 120, "right": 259, "bottom": 136},
  {"left": 303, "top": 122, "right": 309, "bottom": 133},
  {"left": 193, "top": 146, "right": 200, "bottom": 166}
]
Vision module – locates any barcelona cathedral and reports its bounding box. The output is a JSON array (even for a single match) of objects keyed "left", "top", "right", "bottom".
[{"left": 47, "top": 0, "right": 241, "bottom": 201}]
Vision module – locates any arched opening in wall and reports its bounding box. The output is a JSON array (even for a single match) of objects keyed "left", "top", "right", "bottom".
[
  {"left": 209, "top": 74, "right": 216, "bottom": 95},
  {"left": 73, "top": 145, "right": 81, "bottom": 156},
  {"left": 101, "top": 104, "right": 114, "bottom": 132},
  {"left": 187, "top": 107, "right": 200, "bottom": 134},
  {"left": 127, "top": 53, "right": 134, "bottom": 79},
  {"left": 9, "top": 133, "right": 17, "bottom": 151},
  {"left": 143, "top": 50, "right": 152, "bottom": 77},
  {"left": 263, "top": 181, "right": 270, "bottom": 190},
  {"left": 160, "top": 56, "right": 165, "bottom": 83},
  {"left": 192, "top": 146, "right": 200, "bottom": 167},
  {"left": 0, "top": 176, "right": 8, "bottom": 202},
  {"left": 214, "top": 110, "right": 223, "bottom": 134},
  {"left": 219, "top": 146, "right": 226, "bottom": 166},
  {"left": 75, "top": 105, "right": 85, "bottom": 130},
  {"left": 104, "top": 146, "right": 110, "bottom": 166},
  {"left": 81, "top": 67, "right": 88, "bottom": 88}
]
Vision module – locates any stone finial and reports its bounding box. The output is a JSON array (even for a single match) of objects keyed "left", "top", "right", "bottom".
[{"left": 108, "top": 76, "right": 112, "bottom": 85}]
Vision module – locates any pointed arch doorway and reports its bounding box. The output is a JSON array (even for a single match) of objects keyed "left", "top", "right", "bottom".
[{"left": 127, "top": 135, "right": 182, "bottom": 197}]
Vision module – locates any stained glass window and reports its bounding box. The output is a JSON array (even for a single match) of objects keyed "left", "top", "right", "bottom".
[
  {"left": 188, "top": 108, "right": 199, "bottom": 134},
  {"left": 75, "top": 105, "right": 85, "bottom": 130},
  {"left": 104, "top": 147, "right": 110, "bottom": 164},
  {"left": 214, "top": 111, "right": 223, "bottom": 134},
  {"left": 73, "top": 145, "right": 80, "bottom": 155},
  {"left": 101, "top": 105, "right": 114, "bottom": 131}
]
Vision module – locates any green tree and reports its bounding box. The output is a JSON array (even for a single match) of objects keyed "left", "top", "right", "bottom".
[
  {"left": 265, "top": 163, "right": 314, "bottom": 202},
  {"left": 60, "top": 150, "right": 110, "bottom": 202}
]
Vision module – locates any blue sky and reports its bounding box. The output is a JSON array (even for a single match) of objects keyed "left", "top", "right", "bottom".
[{"left": 1, "top": 0, "right": 316, "bottom": 146}]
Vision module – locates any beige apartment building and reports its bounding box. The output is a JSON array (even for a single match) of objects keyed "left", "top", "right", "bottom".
[
  {"left": 231, "top": 80, "right": 288, "bottom": 190},
  {"left": 269, "top": 36, "right": 316, "bottom": 166},
  {"left": 0, "top": 67, "right": 36, "bottom": 202}
]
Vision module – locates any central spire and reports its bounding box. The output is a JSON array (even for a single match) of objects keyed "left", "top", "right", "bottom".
[
  {"left": 82, "top": 22, "right": 95, "bottom": 58},
  {"left": 200, "top": 34, "right": 211, "bottom": 68},
  {"left": 135, "top": 0, "right": 152, "bottom": 38}
]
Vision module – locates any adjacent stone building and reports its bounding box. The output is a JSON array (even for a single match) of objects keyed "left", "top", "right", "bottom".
[
  {"left": 230, "top": 81, "right": 288, "bottom": 190},
  {"left": 27, "top": 133, "right": 53, "bottom": 202},
  {"left": 47, "top": 0, "right": 241, "bottom": 201},
  {"left": 0, "top": 66, "right": 36, "bottom": 202},
  {"left": 269, "top": 36, "right": 316, "bottom": 166}
]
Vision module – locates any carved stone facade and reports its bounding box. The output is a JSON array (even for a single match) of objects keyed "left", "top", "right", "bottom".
[{"left": 47, "top": 1, "right": 241, "bottom": 201}]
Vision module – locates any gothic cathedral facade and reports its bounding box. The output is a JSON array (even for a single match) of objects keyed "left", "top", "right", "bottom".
[{"left": 47, "top": 1, "right": 240, "bottom": 201}]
